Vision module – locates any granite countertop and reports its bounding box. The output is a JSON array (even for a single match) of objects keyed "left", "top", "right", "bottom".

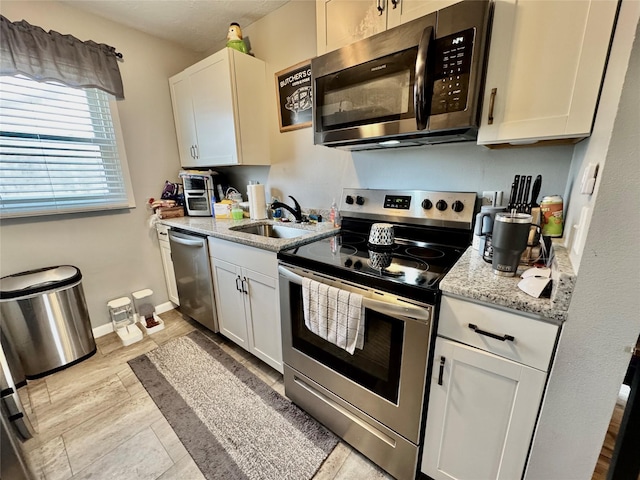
[
  {"left": 440, "top": 241, "right": 576, "bottom": 323},
  {"left": 159, "top": 216, "right": 339, "bottom": 252}
]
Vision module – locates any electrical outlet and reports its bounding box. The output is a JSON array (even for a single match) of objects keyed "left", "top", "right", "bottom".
[{"left": 481, "top": 191, "right": 503, "bottom": 206}]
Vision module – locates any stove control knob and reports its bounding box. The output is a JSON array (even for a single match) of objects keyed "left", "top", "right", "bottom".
[
  {"left": 436, "top": 200, "right": 448, "bottom": 211},
  {"left": 452, "top": 200, "right": 464, "bottom": 213},
  {"left": 353, "top": 260, "right": 362, "bottom": 270},
  {"left": 421, "top": 199, "right": 433, "bottom": 210},
  {"left": 345, "top": 195, "right": 354, "bottom": 205},
  {"left": 344, "top": 258, "right": 353, "bottom": 267},
  {"left": 356, "top": 196, "right": 365, "bottom": 206}
]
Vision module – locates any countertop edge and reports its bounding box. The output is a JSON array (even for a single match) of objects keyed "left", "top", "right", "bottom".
[
  {"left": 157, "top": 217, "right": 339, "bottom": 252},
  {"left": 440, "top": 241, "right": 575, "bottom": 323}
]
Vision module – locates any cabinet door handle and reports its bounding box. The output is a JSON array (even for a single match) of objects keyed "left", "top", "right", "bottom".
[
  {"left": 377, "top": 0, "right": 384, "bottom": 15},
  {"left": 391, "top": 0, "right": 399, "bottom": 8},
  {"left": 437, "top": 356, "right": 445, "bottom": 386},
  {"left": 235, "top": 276, "right": 242, "bottom": 292},
  {"left": 468, "top": 323, "right": 515, "bottom": 342},
  {"left": 194, "top": 144, "right": 199, "bottom": 159},
  {"left": 241, "top": 277, "right": 248, "bottom": 294},
  {"left": 488, "top": 88, "right": 497, "bottom": 125}
]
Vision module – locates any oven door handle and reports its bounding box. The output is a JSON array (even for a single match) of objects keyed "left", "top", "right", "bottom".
[{"left": 278, "top": 265, "right": 431, "bottom": 323}]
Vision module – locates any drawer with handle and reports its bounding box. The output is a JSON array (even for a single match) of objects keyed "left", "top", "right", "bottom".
[{"left": 438, "top": 295, "right": 559, "bottom": 371}]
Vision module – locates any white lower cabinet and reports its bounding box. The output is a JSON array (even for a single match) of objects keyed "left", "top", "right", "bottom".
[
  {"left": 156, "top": 225, "right": 179, "bottom": 305},
  {"left": 422, "top": 337, "right": 546, "bottom": 480},
  {"left": 421, "top": 295, "right": 559, "bottom": 480},
  {"left": 209, "top": 238, "right": 282, "bottom": 373}
]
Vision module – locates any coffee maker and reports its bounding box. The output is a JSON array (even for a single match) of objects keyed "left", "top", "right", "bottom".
[
  {"left": 476, "top": 206, "right": 542, "bottom": 266},
  {"left": 472, "top": 206, "right": 506, "bottom": 262}
]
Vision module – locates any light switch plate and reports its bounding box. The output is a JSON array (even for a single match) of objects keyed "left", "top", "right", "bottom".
[{"left": 580, "top": 163, "right": 599, "bottom": 195}]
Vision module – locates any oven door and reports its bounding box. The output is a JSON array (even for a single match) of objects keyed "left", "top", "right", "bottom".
[{"left": 278, "top": 263, "right": 432, "bottom": 444}]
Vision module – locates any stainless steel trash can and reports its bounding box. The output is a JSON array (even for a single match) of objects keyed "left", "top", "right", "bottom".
[{"left": 0, "top": 266, "right": 96, "bottom": 379}]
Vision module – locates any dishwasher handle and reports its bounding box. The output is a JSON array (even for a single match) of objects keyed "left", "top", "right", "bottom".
[{"left": 169, "top": 232, "right": 206, "bottom": 247}]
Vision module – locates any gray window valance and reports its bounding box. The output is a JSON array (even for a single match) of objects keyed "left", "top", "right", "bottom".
[{"left": 0, "top": 15, "right": 124, "bottom": 99}]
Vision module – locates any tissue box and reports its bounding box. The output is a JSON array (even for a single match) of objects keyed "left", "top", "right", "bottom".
[{"left": 214, "top": 201, "right": 233, "bottom": 218}]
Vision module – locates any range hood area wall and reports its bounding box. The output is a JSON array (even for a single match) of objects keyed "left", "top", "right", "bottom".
[{"left": 228, "top": 1, "right": 576, "bottom": 218}]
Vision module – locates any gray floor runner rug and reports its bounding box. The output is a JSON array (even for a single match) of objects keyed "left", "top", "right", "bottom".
[{"left": 129, "top": 330, "right": 338, "bottom": 480}]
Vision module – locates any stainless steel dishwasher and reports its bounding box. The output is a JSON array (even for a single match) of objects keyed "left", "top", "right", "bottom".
[{"left": 168, "top": 229, "right": 218, "bottom": 332}]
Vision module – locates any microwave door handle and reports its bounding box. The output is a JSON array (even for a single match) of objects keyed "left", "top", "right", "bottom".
[
  {"left": 414, "top": 25, "right": 434, "bottom": 131},
  {"left": 278, "top": 266, "right": 431, "bottom": 323}
]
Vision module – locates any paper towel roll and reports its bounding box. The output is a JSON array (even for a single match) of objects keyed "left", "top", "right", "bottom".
[{"left": 247, "top": 184, "right": 267, "bottom": 220}]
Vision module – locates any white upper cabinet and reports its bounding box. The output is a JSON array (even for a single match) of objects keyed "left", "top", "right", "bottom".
[
  {"left": 169, "top": 48, "right": 270, "bottom": 167},
  {"left": 477, "top": 0, "right": 618, "bottom": 146},
  {"left": 316, "top": 0, "right": 460, "bottom": 55},
  {"left": 316, "top": 0, "right": 386, "bottom": 55},
  {"left": 386, "top": 0, "right": 460, "bottom": 28}
]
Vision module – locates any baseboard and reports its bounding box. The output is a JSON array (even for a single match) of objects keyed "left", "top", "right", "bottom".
[
  {"left": 93, "top": 323, "right": 114, "bottom": 338},
  {"left": 155, "top": 301, "right": 176, "bottom": 315},
  {"left": 92, "top": 302, "right": 177, "bottom": 338}
]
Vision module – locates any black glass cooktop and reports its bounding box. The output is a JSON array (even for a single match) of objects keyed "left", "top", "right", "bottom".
[{"left": 278, "top": 228, "right": 467, "bottom": 303}]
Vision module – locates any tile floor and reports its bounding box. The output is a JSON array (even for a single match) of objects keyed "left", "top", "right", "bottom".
[{"left": 18, "top": 309, "right": 393, "bottom": 480}]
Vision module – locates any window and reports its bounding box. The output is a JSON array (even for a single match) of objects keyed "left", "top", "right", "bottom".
[{"left": 0, "top": 75, "right": 134, "bottom": 218}]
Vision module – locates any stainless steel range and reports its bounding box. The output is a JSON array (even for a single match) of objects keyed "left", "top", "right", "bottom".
[{"left": 278, "top": 188, "right": 476, "bottom": 480}]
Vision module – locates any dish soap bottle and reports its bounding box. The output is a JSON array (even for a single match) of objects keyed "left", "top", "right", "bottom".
[
  {"left": 271, "top": 196, "right": 282, "bottom": 220},
  {"left": 330, "top": 199, "right": 340, "bottom": 227}
]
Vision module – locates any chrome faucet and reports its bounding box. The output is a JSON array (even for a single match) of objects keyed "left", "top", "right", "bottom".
[{"left": 271, "top": 195, "right": 304, "bottom": 222}]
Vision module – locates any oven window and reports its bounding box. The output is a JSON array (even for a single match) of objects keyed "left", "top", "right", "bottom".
[
  {"left": 289, "top": 283, "right": 404, "bottom": 403},
  {"left": 316, "top": 48, "right": 417, "bottom": 131}
]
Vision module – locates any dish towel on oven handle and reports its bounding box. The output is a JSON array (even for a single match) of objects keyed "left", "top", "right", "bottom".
[{"left": 302, "top": 277, "right": 365, "bottom": 354}]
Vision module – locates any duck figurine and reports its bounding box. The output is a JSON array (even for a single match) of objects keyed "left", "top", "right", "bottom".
[{"left": 226, "top": 22, "right": 249, "bottom": 54}]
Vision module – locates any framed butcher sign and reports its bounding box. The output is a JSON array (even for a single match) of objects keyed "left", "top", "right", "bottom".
[{"left": 275, "top": 60, "right": 313, "bottom": 132}]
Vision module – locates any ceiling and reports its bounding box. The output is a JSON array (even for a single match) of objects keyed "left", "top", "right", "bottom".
[{"left": 62, "top": 0, "right": 290, "bottom": 53}]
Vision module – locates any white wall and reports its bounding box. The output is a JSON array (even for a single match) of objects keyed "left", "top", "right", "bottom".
[
  {"left": 526, "top": 5, "right": 640, "bottom": 478},
  {"left": 217, "top": 1, "right": 574, "bottom": 213},
  {"left": 563, "top": 1, "right": 640, "bottom": 271},
  {"left": 0, "top": 1, "right": 201, "bottom": 328}
]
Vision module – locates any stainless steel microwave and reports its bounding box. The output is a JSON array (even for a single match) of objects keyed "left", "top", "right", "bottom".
[{"left": 311, "top": 0, "right": 493, "bottom": 151}]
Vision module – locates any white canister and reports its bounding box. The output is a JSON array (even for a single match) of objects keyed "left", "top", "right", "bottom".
[{"left": 368, "top": 223, "right": 395, "bottom": 246}]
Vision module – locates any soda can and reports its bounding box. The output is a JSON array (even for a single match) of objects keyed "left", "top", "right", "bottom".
[{"left": 540, "top": 195, "right": 563, "bottom": 237}]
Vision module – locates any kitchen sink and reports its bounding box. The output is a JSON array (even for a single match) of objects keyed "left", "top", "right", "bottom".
[{"left": 231, "top": 224, "right": 308, "bottom": 239}]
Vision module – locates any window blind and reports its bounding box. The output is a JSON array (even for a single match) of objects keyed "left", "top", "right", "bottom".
[{"left": 0, "top": 75, "right": 132, "bottom": 218}]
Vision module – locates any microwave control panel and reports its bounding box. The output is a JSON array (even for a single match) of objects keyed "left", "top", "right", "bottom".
[{"left": 431, "top": 28, "right": 475, "bottom": 115}]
